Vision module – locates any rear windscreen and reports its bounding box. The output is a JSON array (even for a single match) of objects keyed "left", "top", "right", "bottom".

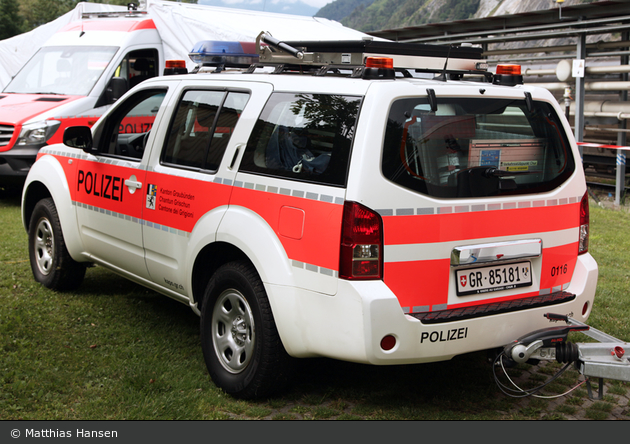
[{"left": 382, "top": 98, "right": 575, "bottom": 198}]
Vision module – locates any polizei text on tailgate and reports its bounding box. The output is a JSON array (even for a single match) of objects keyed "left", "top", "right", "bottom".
[{"left": 421, "top": 328, "right": 469, "bottom": 344}]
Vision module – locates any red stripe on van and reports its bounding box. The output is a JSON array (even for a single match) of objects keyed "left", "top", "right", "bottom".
[
  {"left": 142, "top": 172, "right": 232, "bottom": 233},
  {"left": 384, "top": 242, "right": 578, "bottom": 314},
  {"left": 384, "top": 258, "right": 450, "bottom": 310},
  {"left": 539, "top": 242, "right": 578, "bottom": 291},
  {"left": 59, "top": 19, "right": 156, "bottom": 33},
  {"left": 72, "top": 161, "right": 146, "bottom": 219},
  {"left": 230, "top": 187, "right": 343, "bottom": 271},
  {"left": 383, "top": 203, "right": 580, "bottom": 246}
]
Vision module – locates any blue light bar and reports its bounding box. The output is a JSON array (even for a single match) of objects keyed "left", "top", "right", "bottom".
[{"left": 189, "top": 41, "right": 259, "bottom": 67}]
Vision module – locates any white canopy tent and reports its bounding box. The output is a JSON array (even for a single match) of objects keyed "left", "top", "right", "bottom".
[
  {"left": 148, "top": 0, "right": 378, "bottom": 67},
  {"left": 0, "top": 0, "right": 378, "bottom": 90}
]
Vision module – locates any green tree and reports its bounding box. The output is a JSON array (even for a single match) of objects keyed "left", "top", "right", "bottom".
[
  {"left": 19, "top": 0, "right": 76, "bottom": 31},
  {"left": 0, "top": 0, "right": 24, "bottom": 39},
  {"left": 315, "top": 0, "right": 375, "bottom": 21}
]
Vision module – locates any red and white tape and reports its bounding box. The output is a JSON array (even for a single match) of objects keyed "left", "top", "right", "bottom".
[{"left": 577, "top": 142, "right": 630, "bottom": 151}]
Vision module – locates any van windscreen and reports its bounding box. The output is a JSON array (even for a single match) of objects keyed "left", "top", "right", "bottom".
[{"left": 4, "top": 46, "right": 118, "bottom": 96}]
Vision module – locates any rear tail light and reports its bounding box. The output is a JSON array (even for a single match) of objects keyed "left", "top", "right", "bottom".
[
  {"left": 339, "top": 201, "right": 383, "bottom": 280},
  {"left": 579, "top": 191, "right": 589, "bottom": 255}
]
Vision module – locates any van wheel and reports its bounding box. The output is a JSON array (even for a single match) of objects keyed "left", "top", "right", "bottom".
[
  {"left": 28, "top": 198, "right": 86, "bottom": 291},
  {"left": 200, "top": 261, "right": 292, "bottom": 399}
]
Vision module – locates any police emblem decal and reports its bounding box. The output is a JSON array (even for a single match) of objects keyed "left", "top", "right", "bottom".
[{"left": 146, "top": 184, "right": 157, "bottom": 210}]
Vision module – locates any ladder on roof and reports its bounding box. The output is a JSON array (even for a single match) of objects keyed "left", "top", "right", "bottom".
[{"left": 253, "top": 32, "right": 489, "bottom": 76}]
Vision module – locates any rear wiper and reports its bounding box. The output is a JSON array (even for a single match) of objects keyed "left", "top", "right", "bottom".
[{"left": 483, "top": 167, "right": 536, "bottom": 178}]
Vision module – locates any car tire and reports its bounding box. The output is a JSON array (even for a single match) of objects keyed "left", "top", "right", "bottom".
[
  {"left": 200, "top": 260, "right": 293, "bottom": 399},
  {"left": 28, "top": 198, "right": 86, "bottom": 291}
]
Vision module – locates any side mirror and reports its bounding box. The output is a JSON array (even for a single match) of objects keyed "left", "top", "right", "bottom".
[
  {"left": 63, "top": 126, "right": 93, "bottom": 152},
  {"left": 105, "top": 77, "right": 128, "bottom": 104}
]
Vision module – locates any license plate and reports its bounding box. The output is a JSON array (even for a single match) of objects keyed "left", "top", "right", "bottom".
[{"left": 456, "top": 261, "right": 532, "bottom": 296}]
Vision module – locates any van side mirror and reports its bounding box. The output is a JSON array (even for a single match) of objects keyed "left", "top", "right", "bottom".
[
  {"left": 63, "top": 126, "right": 93, "bottom": 152},
  {"left": 105, "top": 77, "right": 128, "bottom": 104}
]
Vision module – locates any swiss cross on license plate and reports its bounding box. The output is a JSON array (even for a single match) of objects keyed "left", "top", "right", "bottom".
[{"left": 456, "top": 261, "right": 532, "bottom": 296}]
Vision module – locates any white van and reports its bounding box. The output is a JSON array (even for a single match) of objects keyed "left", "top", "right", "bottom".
[{"left": 0, "top": 9, "right": 169, "bottom": 187}]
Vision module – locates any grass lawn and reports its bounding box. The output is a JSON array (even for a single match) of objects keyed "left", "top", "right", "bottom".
[{"left": 1, "top": 190, "right": 628, "bottom": 420}]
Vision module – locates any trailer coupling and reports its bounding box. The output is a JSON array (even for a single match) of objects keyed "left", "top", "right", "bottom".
[{"left": 494, "top": 313, "right": 629, "bottom": 399}]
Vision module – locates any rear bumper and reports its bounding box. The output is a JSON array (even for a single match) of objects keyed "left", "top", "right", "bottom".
[
  {"left": 268, "top": 253, "right": 598, "bottom": 365},
  {"left": 411, "top": 290, "right": 576, "bottom": 324}
]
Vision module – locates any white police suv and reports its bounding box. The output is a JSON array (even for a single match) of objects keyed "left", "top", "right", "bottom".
[{"left": 21, "top": 33, "right": 598, "bottom": 398}]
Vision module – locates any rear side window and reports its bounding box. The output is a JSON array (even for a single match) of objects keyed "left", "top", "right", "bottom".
[
  {"left": 161, "top": 90, "right": 250, "bottom": 171},
  {"left": 382, "top": 98, "right": 575, "bottom": 198},
  {"left": 239, "top": 92, "right": 361, "bottom": 186}
]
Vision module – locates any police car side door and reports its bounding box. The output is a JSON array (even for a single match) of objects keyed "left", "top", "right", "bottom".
[
  {"left": 141, "top": 81, "right": 273, "bottom": 299},
  {"left": 74, "top": 85, "right": 172, "bottom": 280}
]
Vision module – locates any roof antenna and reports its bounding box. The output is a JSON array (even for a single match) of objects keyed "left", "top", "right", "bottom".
[
  {"left": 524, "top": 91, "right": 534, "bottom": 113},
  {"left": 435, "top": 44, "right": 453, "bottom": 82},
  {"left": 427, "top": 88, "right": 438, "bottom": 112}
]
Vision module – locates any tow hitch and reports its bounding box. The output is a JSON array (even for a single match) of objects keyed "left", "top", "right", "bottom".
[{"left": 494, "top": 313, "right": 630, "bottom": 399}]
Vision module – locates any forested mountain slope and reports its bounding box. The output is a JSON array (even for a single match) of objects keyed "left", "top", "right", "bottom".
[{"left": 316, "top": 0, "right": 594, "bottom": 32}]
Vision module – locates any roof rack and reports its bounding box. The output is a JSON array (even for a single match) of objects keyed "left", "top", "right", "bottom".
[
  {"left": 81, "top": 11, "right": 148, "bottom": 19},
  {"left": 250, "top": 32, "right": 488, "bottom": 77},
  {"left": 81, "top": 3, "right": 148, "bottom": 19}
]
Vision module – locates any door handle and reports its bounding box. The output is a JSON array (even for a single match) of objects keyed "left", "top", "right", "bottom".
[
  {"left": 124, "top": 179, "right": 142, "bottom": 188},
  {"left": 124, "top": 176, "right": 142, "bottom": 194}
]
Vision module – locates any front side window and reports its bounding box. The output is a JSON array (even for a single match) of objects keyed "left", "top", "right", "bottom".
[
  {"left": 4, "top": 46, "right": 118, "bottom": 96},
  {"left": 382, "top": 98, "right": 575, "bottom": 198},
  {"left": 92, "top": 88, "right": 167, "bottom": 159},
  {"left": 161, "top": 90, "right": 249, "bottom": 171},
  {"left": 239, "top": 92, "right": 361, "bottom": 186}
]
